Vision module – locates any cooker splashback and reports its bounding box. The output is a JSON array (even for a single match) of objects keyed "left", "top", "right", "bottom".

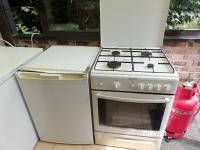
[{"left": 100, "top": 0, "right": 171, "bottom": 48}]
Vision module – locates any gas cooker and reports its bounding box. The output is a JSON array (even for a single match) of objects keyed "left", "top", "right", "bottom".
[
  {"left": 92, "top": 1, "right": 178, "bottom": 149},
  {"left": 91, "top": 48, "right": 179, "bottom": 95}
]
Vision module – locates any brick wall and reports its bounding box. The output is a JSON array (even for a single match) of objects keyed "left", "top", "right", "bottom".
[
  {"left": 12, "top": 38, "right": 200, "bottom": 83},
  {"left": 13, "top": 39, "right": 100, "bottom": 49},
  {"left": 163, "top": 41, "right": 200, "bottom": 83}
]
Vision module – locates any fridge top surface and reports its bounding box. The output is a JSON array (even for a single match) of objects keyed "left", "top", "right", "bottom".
[
  {"left": 0, "top": 46, "right": 43, "bottom": 85},
  {"left": 21, "top": 46, "right": 100, "bottom": 74},
  {"left": 100, "top": 0, "right": 170, "bottom": 48}
]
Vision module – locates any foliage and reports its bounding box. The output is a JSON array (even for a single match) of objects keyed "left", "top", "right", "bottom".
[
  {"left": 47, "top": 0, "right": 100, "bottom": 31},
  {"left": 12, "top": 0, "right": 200, "bottom": 33},
  {"left": 85, "top": 0, "right": 100, "bottom": 30},
  {"left": 167, "top": 0, "right": 200, "bottom": 29},
  {"left": 175, "top": 16, "right": 200, "bottom": 29},
  {"left": 12, "top": 5, "right": 41, "bottom": 34}
]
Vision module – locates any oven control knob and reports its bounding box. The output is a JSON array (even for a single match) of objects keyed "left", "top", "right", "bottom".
[
  {"left": 146, "top": 84, "right": 154, "bottom": 91},
  {"left": 113, "top": 82, "right": 121, "bottom": 89},
  {"left": 138, "top": 83, "right": 145, "bottom": 90},
  {"left": 163, "top": 84, "right": 171, "bottom": 92},
  {"left": 155, "top": 84, "right": 162, "bottom": 91},
  {"left": 98, "top": 82, "right": 103, "bottom": 87},
  {"left": 130, "top": 83, "right": 135, "bottom": 89}
]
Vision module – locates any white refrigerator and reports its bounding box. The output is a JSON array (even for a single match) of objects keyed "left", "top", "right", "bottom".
[
  {"left": 16, "top": 46, "right": 99, "bottom": 144},
  {"left": 0, "top": 46, "right": 43, "bottom": 150}
]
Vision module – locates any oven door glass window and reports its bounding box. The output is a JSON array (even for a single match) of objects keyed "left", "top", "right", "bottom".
[{"left": 98, "top": 99, "right": 166, "bottom": 131}]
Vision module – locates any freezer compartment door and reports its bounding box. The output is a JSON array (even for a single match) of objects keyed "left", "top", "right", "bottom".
[{"left": 16, "top": 74, "right": 93, "bottom": 144}]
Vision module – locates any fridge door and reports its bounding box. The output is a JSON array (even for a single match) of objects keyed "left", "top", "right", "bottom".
[
  {"left": 16, "top": 72, "right": 94, "bottom": 144},
  {"left": 16, "top": 71, "right": 87, "bottom": 80},
  {"left": 0, "top": 76, "right": 37, "bottom": 150}
]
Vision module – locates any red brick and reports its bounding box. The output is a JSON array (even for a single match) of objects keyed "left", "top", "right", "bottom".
[
  {"left": 87, "top": 41, "right": 100, "bottom": 46},
  {"left": 186, "top": 61, "right": 194, "bottom": 66},
  {"left": 47, "top": 40, "right": 57, "bottom": 45},
  {"left": 189, "top": 72, "right": 200, "bottom": 79},
  {"left": 178, "top": 66, "right": 190, "bottom": 72},
  {"left": 175, "top": 68, "right": 179, "bottom": 72},
  {"left": 75, "top": 41, "right": 90, "bottom": 46},
  {"left": 179, "top": 78, "right": 190, "bottom": 83},
  {"left": 171, "top": 61, "right": 186, "bottom": 66},
  {"left": 188, "top": 78, "right": 200, "bottom": 82},
  {"left": 163, "top": 41, "right": 176, "bottom": 47},
  {"left": 184, "top": 48, "right": 200, "bottom": 54},
  {"left": 172, "top": 61, "right": 193, "bottom": 66},
  {"left": 193, "top": 42, "right": 200, "bottom": 47},
  {"left": 163, "top": 48, "right": 172, "bottom": 54},
  {"left": 170, "top": 48, "right": 187, "bottom": 54},
  {"left": 175, "top": 42, "right": 188, "bottom": 47},
  {"left": 164, "top": 47, "right": 186, "bottom": 54},
  {"left": 193, "top": 61, "right": 200, "bottom": 66},
  {"left": 164, "top": 45, "right": 200, "bottom": 54},
  {"left": 168, "top": 54, "right": 184, "bottom": 61},
  {"left": 183, "top": 55, "right": 200, "bottom": 61},
  {"left": 178, "top": 72, "right": 190, "bottom": 78},
  {"left": 187, "top": 41, "right": 195, "bottom": 47},
  {"left": 189, "top": 66, "right": 200, "bottom": 72},
  {"left": 164, "top": 41, "right": 187, "bottom": 47},
  {"left": 165, "top": 54, "right": 173, "bottom": 60},
  {"left": 56, "top": 40, "right": 75, "bottom": 45}
]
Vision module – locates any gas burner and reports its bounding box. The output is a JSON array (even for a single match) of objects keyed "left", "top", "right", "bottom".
[
  {"left": 107, "top": 61, "right": 121, "bottom": 69},
  {"left": 112, "top": 51, "right": 120, "bottom": 57},
  {"left": 147, "top": 63, "right": 154, "bottom": 68},
  {"left": 141, "top": 51, "right": 152, "bottom": 57}
]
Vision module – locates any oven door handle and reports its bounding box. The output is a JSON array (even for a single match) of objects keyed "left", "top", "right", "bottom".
[{"left": 96, "top": 93, "right": 170, "bottom": 103}]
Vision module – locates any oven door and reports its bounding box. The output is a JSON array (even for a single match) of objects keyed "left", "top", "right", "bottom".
[{"left": 92, "top": 91, "right": 174, "bottom": 138}]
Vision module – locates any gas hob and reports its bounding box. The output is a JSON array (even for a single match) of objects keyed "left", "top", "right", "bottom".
[
  {"left": 94, "top": 48, "right": 174, "bottom": 73},
  {"left": 91, "top": 48, "right": 179, "bottom": 95}
]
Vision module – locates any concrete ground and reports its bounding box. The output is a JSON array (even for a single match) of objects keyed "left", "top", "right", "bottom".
[
  {"left": 34, "top": 111, "right": 200, "bottom": 150},
  {"left": 161, "top": 112, "right": 200, "bottom": 150}
]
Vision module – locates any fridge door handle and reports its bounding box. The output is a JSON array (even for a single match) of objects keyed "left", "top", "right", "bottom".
[
  {"left": 16, "top": 72, "right": 87, "bottom": 80},
  {"left": 96, "top": 93, "right": 170, "bottom": 103},
  {"left": 39, "top": 73, "right": 60, "bottom": 80},
  {"left": 40, "top": 73, "right": 87, "bottom": 80}
]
